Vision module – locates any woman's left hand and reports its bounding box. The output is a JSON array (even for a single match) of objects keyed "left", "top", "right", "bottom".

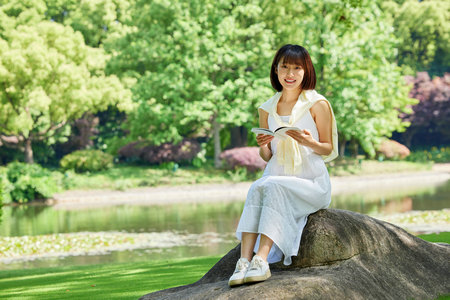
[{"left": 286, "top": 129, "right": 315, "bottom": 147}]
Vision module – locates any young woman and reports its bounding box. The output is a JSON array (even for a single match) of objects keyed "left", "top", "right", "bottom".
[{"left": 228, "top": 44, "right": 338, "bottom": 286}]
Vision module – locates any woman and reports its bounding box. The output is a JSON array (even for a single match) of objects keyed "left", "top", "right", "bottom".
[{"left": 229, "top": 44, "right": 338, "bottom": 286}]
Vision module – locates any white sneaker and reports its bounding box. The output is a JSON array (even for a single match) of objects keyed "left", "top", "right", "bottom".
[
  {"left": 244, "top": 255, "right": 271, "bottom": 283},
  {"left": 228, "top": 257, "right": 250, "bottom": 287}
]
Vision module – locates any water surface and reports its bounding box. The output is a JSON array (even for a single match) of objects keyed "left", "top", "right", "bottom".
[{"left": 1, "top": 180, "right": 448, "bottom": 269}]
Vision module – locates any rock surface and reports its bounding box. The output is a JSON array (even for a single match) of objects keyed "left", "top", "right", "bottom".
[{"left": 140, "top": 209, "right": 450, "bottom": 300}]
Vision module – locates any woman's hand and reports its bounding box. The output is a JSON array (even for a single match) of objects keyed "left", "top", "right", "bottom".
[
  {"left": 256, "top": 134, "right": 274, "bottom": 147},
  {"left": 286, "top": 129, "right": 315, "bottom": 147}
]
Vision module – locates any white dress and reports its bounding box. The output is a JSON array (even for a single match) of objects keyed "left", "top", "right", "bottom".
[{"left": 235, "top": 109, "right": 332, "bottom": 265}]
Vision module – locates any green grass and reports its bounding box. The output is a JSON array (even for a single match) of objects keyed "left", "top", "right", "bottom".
[
  {"left": 63, "top": 164, "right": 247, "bottom": 191},
  {"left": 327, "top": 158, "right": 432, "bottom": 177},
  {"left": 418, "top": 232, "right": 450, "bottom": 244},
  {"left": 61, "top": 159, "right": 432, "bottom": 191},
  {"left": 0, "top": 255, "right": 221, "bottom": 300}
]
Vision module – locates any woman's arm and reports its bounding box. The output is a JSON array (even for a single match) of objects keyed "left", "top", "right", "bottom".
[
  {"left": 286, "top": 100, "right": 333, "bottom": 156},
  {"left": 256, "top": 109, "right": 273, "bottom": 162}
]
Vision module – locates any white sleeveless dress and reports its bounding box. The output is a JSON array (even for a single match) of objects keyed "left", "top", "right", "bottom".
[{"left": 235, "top": 108, "right": 332, "bottom": 265}]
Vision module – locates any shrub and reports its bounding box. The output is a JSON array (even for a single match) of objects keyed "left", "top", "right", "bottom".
[
  {"left": 118, "top": 138, "right": 201, "bottom": 165},
  {"left": 376, "top": 139, "right": 410, "bottom": 160},
  {"left": 60, "top": 149, "right": 114, "bottom": 173},
  {"left": 6, "top": 162, "right": 60, "bottom": 203},
  {"left": 406, "top": 147, "right": 450, "bottom": 163},
  {"left": 220, "top": 147, "right": 267, "bottom": 172},
  {"left": 0, "top": 168, "right": 13, "bottom": 205}
]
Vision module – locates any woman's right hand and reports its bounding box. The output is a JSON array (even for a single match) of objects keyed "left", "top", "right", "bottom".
[{"left": 256, "top": 134, "right": 274, "bottom": 147}]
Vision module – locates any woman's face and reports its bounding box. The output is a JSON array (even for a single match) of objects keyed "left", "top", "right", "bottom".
[{"left": 276, "top": 58, "right": 304, "bottom": 91}]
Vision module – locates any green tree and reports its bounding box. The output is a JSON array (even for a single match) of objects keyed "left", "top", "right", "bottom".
[
  {"left": 263, "top": 0, "right": 417, "bottom": 157},
  {"left": 44, "top": 0, "right": 135, "bottom": 48},
  {"left": 109, "top": 0, "right": 274, "bottom": 167},
  {"left": 0, "top": 3, "right": 133, "bottom": 163},
  {"left": 382, "top": 0, "right": 450, "bottom": 76}
]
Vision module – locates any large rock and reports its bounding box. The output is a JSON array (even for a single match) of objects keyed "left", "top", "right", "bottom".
[{"left": 141, "top": 209, "right": 450, "bottom": 300}]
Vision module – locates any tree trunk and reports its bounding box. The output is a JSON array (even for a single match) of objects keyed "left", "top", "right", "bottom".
[
  {"left": 402, "top": 128, "right": 416, "bottom": 149},
  {"left": 339, "top": 137, "right": 346, "bottom": 158},
  {"left": 351, "top": 139, "right": 359, "bottom": 158},
  {"left": 230, "top": 126, "right": 248, "bottom": 149},
  {"left": 212, "top": 118, "right": 222, "bottom": 168},
  {"left": 24, "top": 137, "right": 34, "bottom": 164}
]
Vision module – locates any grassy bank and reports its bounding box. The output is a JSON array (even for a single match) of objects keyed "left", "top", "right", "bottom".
[
  {"left": 61, "top": 159, "right": 432, "bottom": 191},
  {"left": 0, "top": 233, "right": 447, "bottom": 300},
  {"left": 0, "top": 256, "right": 221, "bottom": 300}
]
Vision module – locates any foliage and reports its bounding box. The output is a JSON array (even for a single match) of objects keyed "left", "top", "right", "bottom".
[
  {"left": 118, "top": 138, "right": 201, "bottom": 165},
  {"left": 0, "top": 0, "right": 445, "bottom": 165},
  {"left": 406, "top": 147, "right": 450, "bottom": 163},
  {"left": 93, "top": 107, "right": 128, "bottom": 155},
  {"left": 60, "top": 149, "right": 114, "bottom": 173},
  {"left": 396, "top": 72, "right": 450, "bottom": 148},
  {"left": 5, "top": 162, "right": 61, "bottom": 203},
  {"left": 382, "top": 0, "right": 450, "bottom": 76},
  {"left": 0, "top": 169, "right": 4, "bottom": 224},
  {"left": 253, "top": 0, "right": 417, "bottom": 157},
  {"left": 108, "top": 0, "right": 274, "bottom": 165},
  {"left": 0, "top": 231, "right": 210, "bottom": 259},
  {"left": 0, "top": 1, "right": 133, "bottom": 163},
  {"left": 220, "top": 147, "right": 266, "bottom": 172},
  {"left": 376, "top": 209, "right": 450, "bottom": 232},
  {"left": 376, "top": 139, "right": 410, "bottom": 160},
  {"left": 44, "top": 0, "right": 135, "bottom": 48},
  {"left": 0, "top": 168, "right": 12, "bottom": 205}
]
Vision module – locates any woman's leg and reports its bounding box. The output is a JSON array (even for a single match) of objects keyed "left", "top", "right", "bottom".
[
  {"left": 241, "top": 232, "right": 258, "bottom": 261},
  {"left": 256, "top": 234, "right": 273, "bottom": 261}
]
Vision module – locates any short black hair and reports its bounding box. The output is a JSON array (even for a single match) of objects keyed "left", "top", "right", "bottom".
[{"left": 270, "top": 44, "right": 317, "bottom": 92}]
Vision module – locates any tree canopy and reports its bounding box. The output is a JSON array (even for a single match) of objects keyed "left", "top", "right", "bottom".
[
  {"left": 382, "top": 0, "right": 450, "bottom": 76},
  {"left": 109, "top": 0, "right": 274, "bottom": 166},
  {"left": 263, "top": 0, "right": 417, "bottom": 156},
  {"left": 0, "top": 0, "right": 445, "bottom": 165},
  {"left": 0, "top": 1, "right": 132, "bottom": 163}
]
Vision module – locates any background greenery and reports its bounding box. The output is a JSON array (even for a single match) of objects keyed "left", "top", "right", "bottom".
[
  {"left": 0, "top": 0, "right": 448, "bottom": 204},
  {"left": 0, "top": 0, "right": 448, "bottom": 166}
]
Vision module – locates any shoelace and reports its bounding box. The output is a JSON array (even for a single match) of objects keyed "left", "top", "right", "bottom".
[
  {"left": 235, "top": 259, "right": 249, "bottom": 273},
  {"left": 249, "top": 257, "right": 264, "bottom": 271}
]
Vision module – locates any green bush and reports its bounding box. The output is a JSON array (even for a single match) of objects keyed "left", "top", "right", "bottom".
[
  {"left": 60, "top": 149, "right": 114, "bottom": 173},
  {"left": 406, "top": 147, "right": 450, "bottom": 163},
  {"left": 6, "top": 162, "right": 60, "bottom": 203},
  {"left": 0, "top": 168, "right": 13, "bottom": 205}
]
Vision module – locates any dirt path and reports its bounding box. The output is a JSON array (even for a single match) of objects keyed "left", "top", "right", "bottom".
[{"left": 51, "top": 164, "right": 450, "bottom": 209}]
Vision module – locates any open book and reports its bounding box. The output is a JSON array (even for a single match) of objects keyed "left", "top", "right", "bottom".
[{"left": 251, "top": 126, "right": 303, "bottom": 139}]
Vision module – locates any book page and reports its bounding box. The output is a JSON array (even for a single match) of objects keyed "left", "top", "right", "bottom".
[{"left": 251, "top": 128, "right": 274, "bottom": 136}]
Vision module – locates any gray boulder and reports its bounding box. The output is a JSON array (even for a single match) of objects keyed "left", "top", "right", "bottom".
[{"left": 141, "top": 209, "right": 450, "bottom": 300}]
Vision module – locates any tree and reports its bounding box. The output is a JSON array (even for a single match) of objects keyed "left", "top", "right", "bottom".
[
  {"left": 262, "top": 0, "right": 417, "bottom": 157},
  {"left": 396, "top": 72, "right": 450, "bottom": 147},
  {"left": 0, "top": 3, "right": 133, "bottom": 163},
  {"left": 382, "top": 0, "right": 450, "bottom": 76},
  {"left": 44, "top": 0, "right": 135, "bottom": 48},
  {"left": 109, "top": 0, "right": 274, "bottom": 167}
]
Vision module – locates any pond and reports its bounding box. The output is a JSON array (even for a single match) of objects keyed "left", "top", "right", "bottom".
[{"left": 1, "top": 180, "right": 449, "bottom": 270}]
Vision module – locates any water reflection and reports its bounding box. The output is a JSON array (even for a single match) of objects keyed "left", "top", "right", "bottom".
[
  {"left": 330, "top": 180, "right": 449, "bottom": 215},
  {"left": 0, "top": 202, "right": 244, "bottom": 237},
  {"left": 2, "top": 180, "right": 449, "bottom": 238}
]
